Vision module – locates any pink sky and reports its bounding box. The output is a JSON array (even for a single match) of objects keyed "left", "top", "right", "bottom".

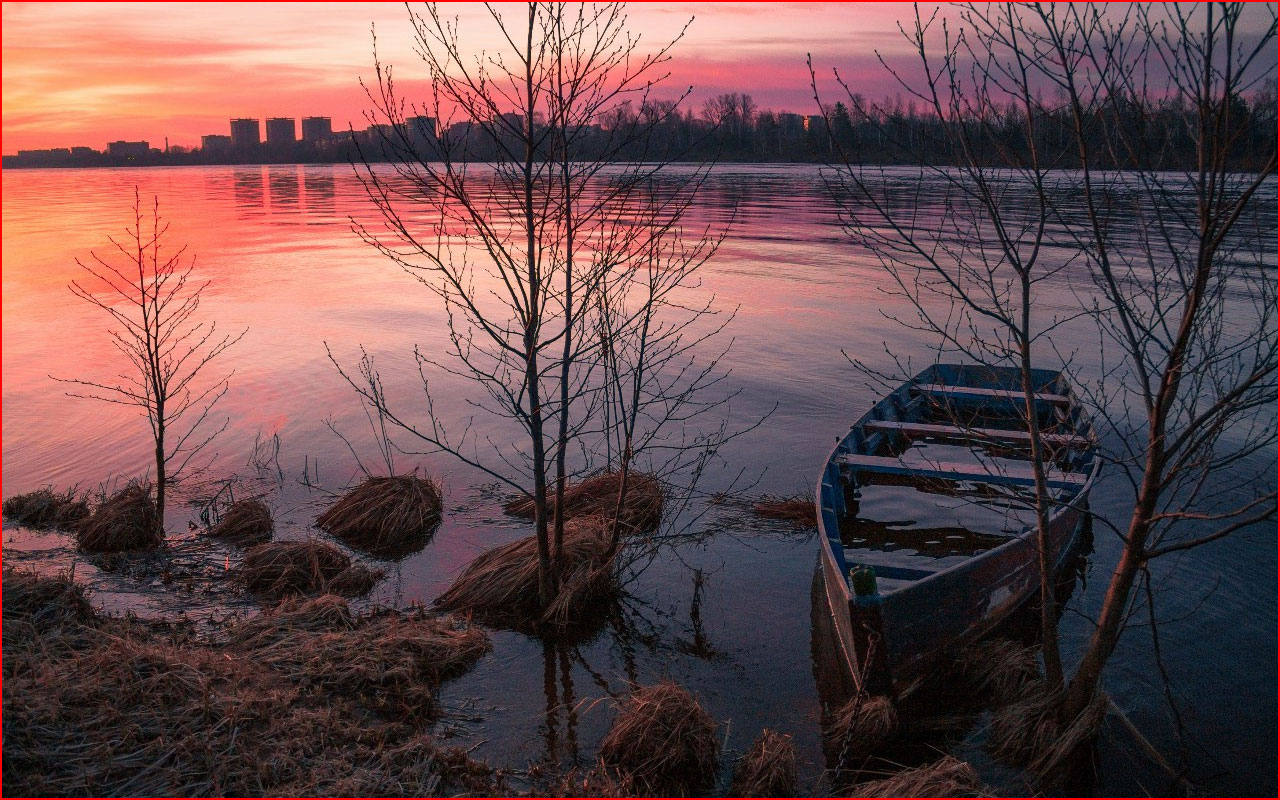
[{"left": 2, "top": 2, "right": 926, "bottom": 153}]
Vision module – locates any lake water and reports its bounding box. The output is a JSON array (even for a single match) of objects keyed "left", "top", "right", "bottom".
[{"left": 3, "top": 164, "right": 1275, "bottom": 795}]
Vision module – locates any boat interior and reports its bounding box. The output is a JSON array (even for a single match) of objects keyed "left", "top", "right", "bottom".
[{"left": 827, "top": 365, "right": 1098, "bottom": 595}]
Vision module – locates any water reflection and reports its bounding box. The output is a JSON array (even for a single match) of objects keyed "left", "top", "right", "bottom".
[
  {"left": 268, "top": 166, "right": 300, "bottom": 213},
  {"left": 1, "top": 165, "right": 1274, "bottom": 795},
  {"left": 233, "top": 168, "right": 264, "bottom": 211}
]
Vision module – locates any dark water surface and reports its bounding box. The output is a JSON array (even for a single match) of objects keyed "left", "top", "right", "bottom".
[{"left": 3, "top": 164, "right": 1275, "bottom": 795}]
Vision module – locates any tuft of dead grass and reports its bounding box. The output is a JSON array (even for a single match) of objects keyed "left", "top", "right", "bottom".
[
  {"left": 544, "top": 761, "right": 637, "bottom": 798},
  {"left": 597, "top": 680, "right": 719, "bottom": 796},
  {"left": 826, "top": 694, "right": 900, "bottom": 767},
  {"left": 77, "top": 482, "right": 163, "bottom": 552},
  {"left": 849, "top": 755, "right": 988, "bottom": 797},
  {"left": 435, "top": 515, "right": 617, "bottom": 631},
  {"left": 751, "top": 496, "right": 816, "bottom": 526},
  {"left": 2, "top": 568, "right": 93, "bottom": 628},
  {"left": 986, "top": 680, "right": 1062, "bottom": 766},
  {"left": 987, "top": 679, "right": 1109, "bottom": 783},
  {"left": 2, "top": 487, "right": 91, "bottom": 531},
  {"left": 208, "top": 498, "right": 274, "bottom": 545},
  {"left": 731, "top": 728, "right": 798, "bottom": 797},
  {"left": 316, "top": 474, "right": 443, "bottom": 558},
  {"left": 2, "top": 568, "right": 496, "bottom": 797},
  {"left": 952, "top": 638, "right": 1041, "bottom": 705},
  {"left": 504, "top": 471, "right": 663, "bottom": 535},
  {"left": 225, "top": 596, "right": 491, "bottom": 723},
  {"left": 205, "top": 498, "right": 273, "bottom": 546},
  {"left": 238, "top": 540, "right": 382, "bottom": 600}
]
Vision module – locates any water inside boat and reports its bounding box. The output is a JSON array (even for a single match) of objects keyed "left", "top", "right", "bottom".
[{"left": 837, "top": 385, "right": 1091, "bottom": 595}]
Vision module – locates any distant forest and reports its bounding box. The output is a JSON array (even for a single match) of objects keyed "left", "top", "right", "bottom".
[{"left": 6, "top": 89, "right": 1276, "bottom": 172}]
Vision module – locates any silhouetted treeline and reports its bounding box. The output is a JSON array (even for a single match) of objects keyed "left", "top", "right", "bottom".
[{"left": 6, "top": 89, "right": 1276, "bottom": 172}]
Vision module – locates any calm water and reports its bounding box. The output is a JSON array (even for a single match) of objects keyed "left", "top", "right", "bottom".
[{"left": 3, "top": 164, "right": 1275, "bottom": 795}]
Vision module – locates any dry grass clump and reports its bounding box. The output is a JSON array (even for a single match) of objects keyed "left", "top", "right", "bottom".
[
  {"left": 731, "top": 729, "right": 797, "bottom": 797},
  {"left": 2, "top": 568, "right": 93, "bottom": 628},
  {"left": 546, "top": 761, "right": 637, "bottom": 797},
  {"left": 316, "top": 474, "right": 443, "bottom": 557},
  {"left": 435, "top": 515, "right": 617, "bottom": 630},
  {"left": 988, "top": 681, "right": 1109, "bottom": 781},
  {"left": 504, "top": 470, "right": 663, "bottom": 534},
  {"left": 953, "top": 638, "right": 1041, "bottom": 704},
  {"left": 226, "top": 599, "right": 491, "bottom": 723},
  {"left": 597, "top": 680, "right": 719, "bottom": 796},
  {"left": 849, "top": 755, "right": 987, "bottom": 797},
  {"left": 77, "top": 482, "right": 163, "bottom": 552},
  {"left": 986, "top": 681, "right": 1062, "bottom": 766},
  {"left": 2, "top": 569, "right": 496, "bottom": 797},
  {"left": 238, "top": 540, "right": 382, "bottom": 600},
  {"left": 207, "top": 498, "right": 274, "bottom": 545},
  {"left": 825, "top": 694, "right": 900, "bottom": 766},
  {"left": 751, "top": 496, "right": 816, "bottom": 526},
  {"left": 2, "top": 487, "right": 91, "bottom": 531}
]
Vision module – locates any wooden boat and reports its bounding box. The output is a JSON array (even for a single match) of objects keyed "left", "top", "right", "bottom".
[{"left": 816, "top": 364, "right": 1099, "bottom": 698}]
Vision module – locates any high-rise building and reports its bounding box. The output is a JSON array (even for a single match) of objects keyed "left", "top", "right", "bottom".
[
  {"left": 202, "top": 134, "right": 233, "bottom": 154},
  {"left": 301, "top": 116, "right": 333, "bottom": 143},
  {"left": 107, "top": 140, "right": 150, "bottom": 158},
  {"left": 229, "top": 118, "right": 260, "bottom": 149},
  {"left": 407, "top": 115, "right": 437, "bottom": 140},
  {"left": 266, "top": 117, "right": 296, "bottom": 144}
]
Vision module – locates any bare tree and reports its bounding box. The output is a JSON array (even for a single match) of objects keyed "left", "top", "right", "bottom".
[
  {"left": 813, "top": 0, "right": 1276, "bottom": 762},
  {"left": 334, "top": 2, "right": 738, "bottom": 611},
  {"left": 56, "top": 189, "right": 245, "bottom": 532}
]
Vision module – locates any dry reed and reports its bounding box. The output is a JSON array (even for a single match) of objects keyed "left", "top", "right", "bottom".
[
  {"left": 226, "top": 595, "right": 491, "bottom": 723},
  {"left": 597, "top": 680, "right": 719, "bottom": 796},
  {"left": 2, "top": 568, "right": 93, "bottom": 627},
  {"left": 238, "top": 540, "right": 381, "bottom": 600},
  {"left": 2, "top": 487, "right": 91, "bottom": 531},
  {"left": 207, "top": 498, "right": 274, "bottom": 546},
  {"left": 849, "top": 755, "right": 987, "bottom": 797},
  {"left": 546, "top": 761, "right": 637, "bottom": 797},
  {"left": 987, "top": 677, "right": 1109, "bottom": 783},
  {"left": 504, "top": 471, "right": 663, "bottom": 534},
  {"left": 953, "top": 637, "right": 1041, "bottom": 704},
  {"left": 3, "top": 569, "right": 496, "bottom": 796},
  {"left": 751, "top": 496, "right": 816, "bottom": 526},
  {"left": 316, "top": 474, "right": 443, "bottom": 557},
  {"left": 77, "top": 482, "right": 163, "bottom": 552},
  {"left": 826, "top": 694, "right": 900, "bottom": 767},
  {"left": 731, "top": 729, "right": 798, "bottom": 797},
  {"left": 435, "top": 515, "right": 617, "bottom": 630}
]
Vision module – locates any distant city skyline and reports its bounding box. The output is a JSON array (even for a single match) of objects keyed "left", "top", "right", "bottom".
[{"left": 2, "top": 2, "right": 927, "bottom": 154}]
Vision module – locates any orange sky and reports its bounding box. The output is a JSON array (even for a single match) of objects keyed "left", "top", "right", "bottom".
[{"left": 2, "top": 2, "right": 932, "bottom": 153}]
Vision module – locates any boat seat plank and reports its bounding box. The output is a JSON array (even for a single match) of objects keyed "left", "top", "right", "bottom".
[
  {"left": 837, "top": 453, "right": 1088, "bottom": 489},
  {"left": 864, "top": 419, "right": 1091, "bottom": 448},
  {"left": 914, "top": 383, "right": 1071, "bottom": 406}
]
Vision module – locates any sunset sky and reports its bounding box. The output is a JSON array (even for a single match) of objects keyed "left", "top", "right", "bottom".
[{"left": 2, "top": 2, "right": 925, "bottom": 153}]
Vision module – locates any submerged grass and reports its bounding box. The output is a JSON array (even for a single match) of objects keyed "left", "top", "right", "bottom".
[
  {"left": 2, "top": 487, "right": 91, "bottom": 531},
  {"left": 238, "top": 540, "right": 383, "bottom": 601},
  {"left": 751, "top": 495, "right": 816, "bottom": 526},
  {"left": 77, "top": 482, "right": 163, "bottom": 553},
  {"left": 207, "top": 498, "right": 274, "bottom": 546},
  {"left": 2, "top": 568, "right": 496, "bottom": 797},
  {"left": 731, "top": 728, "right": 798, "bottom": 797},
  {"left": 596, "top": 680, "right": 719, "bottom": 796},
  {"left": 316, "top": 474, "right": 443, "bottom": 558}
]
